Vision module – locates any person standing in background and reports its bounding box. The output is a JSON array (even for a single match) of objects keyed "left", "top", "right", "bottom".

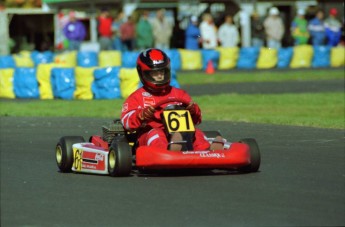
[
  {"left": 291, "top": 8, "right": 309, "bottom": 45},
  {"left": 199, "top": 13, "right": 218, "bottom": 49},
  {"left": 263, "top": 7, "right": 284, "bottom": 49},
  {"left": 308, "top": 9, "right": 326, "bottom": 46},
  {"left": 98, "top": 8, "right": 113, "bottom": 50},
  {"left": 111, "top": 11, "right": 125, "bottom": 51},
  {"left": 324, "top": 8, "right": 342, "bottom": 46},
  {"left": 136, "top": 10, "right": 153, "bottom": 50},
  {"left": 251, "top": 11, "right": 265, "bottom": 47},
  {"left": 184, "top": 16, "right": 201, "bottom": 50},
  {"left": 120, "top": 15, "right": 136, "bottom": 51},
  {"left": 151, "top": 9, "right": 173, "bottom": 49},
  {"left": 63, "top": 11, "right": 86, "bottom": 51},
  {"left": 217, "top": 15, "right": 239, "bottom": 47}
]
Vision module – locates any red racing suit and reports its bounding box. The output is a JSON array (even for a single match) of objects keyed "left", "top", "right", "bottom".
[{"left": 120, "top": 86, "right": 210, "bottom": 150}]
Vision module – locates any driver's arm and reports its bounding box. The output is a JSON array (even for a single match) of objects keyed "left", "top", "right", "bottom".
[{"left": 121, "top": 95, "right": 148, "bottom": 131}]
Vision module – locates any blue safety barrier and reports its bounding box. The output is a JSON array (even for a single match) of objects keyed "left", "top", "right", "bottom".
[
  {"left": 77, "top": 51, "right": 98, "bottom": 67},
  {"left": 202, "top": 49, "right": 220, "bottom": 70},
  {"left": 277, "top": 47, "right": 293, "bottom": 68},
  {"left": 31, "top": 51, "right": 54, "bottom": 66},
  {"left": 92, "top": 67, "right": 121, "bottom": 99},
  {"left": 51, "top": 68, "right": 75, "bottom": 99},
  {"left": 0, "top": 55, "right": 16, "bottom": 68},
  {"left": 164, "top": 49, "right": 181, "bottom": 71},
  {"left": 121, "top": 51, "right": 140, "bottom": 68},
  {"left": 312, "top": 45, "right": 331, "bottom": 68},
  {"left": 237, "top": 47, "right": 260, "bottom": 69},
  {"left": 13, "top": 67, "right": 39, "bottom": 98}
]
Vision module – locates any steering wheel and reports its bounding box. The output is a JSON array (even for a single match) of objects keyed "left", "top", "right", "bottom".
[
  {"left": 153, "top": 98, "right": 190, "bottom": 111},
  {"left": 147, "top": 98, "right": 190, "bottom": 121}
]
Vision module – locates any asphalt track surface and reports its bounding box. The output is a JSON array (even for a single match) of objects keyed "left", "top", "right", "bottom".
[{"left": 1, "top": 78, "right": 345, "bottom": 226}]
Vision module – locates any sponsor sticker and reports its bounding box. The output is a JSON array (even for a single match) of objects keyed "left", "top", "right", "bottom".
[
  {"left": 142, "top": 92, "right": 152, "bottom": 97},
  {"left": 143, "top": 97, "right": 155, "bottom": 107}
]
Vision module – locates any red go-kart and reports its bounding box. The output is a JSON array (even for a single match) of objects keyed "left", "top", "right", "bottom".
[{"left": 55, "top": 98, "right": 261, "bottom": 176}]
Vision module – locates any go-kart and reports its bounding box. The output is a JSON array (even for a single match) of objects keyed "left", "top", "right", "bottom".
[{"left": 55, "top": 98, "right": 261, "bottom": 176}]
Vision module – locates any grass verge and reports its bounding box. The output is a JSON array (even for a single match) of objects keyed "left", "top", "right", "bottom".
[
  {"left": 1, "top": 92, "right": 343, "bottom": 129},
  {"left": 177, "top": 68, "right": 344, "bottom": 85}
]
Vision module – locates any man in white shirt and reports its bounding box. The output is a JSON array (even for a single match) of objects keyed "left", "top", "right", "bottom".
[
  {"left": 218, "top": 15, "right": 240, "bottom": 47},
  {"left": 199, "top": 13, "right": 218, "bottom": 49}
]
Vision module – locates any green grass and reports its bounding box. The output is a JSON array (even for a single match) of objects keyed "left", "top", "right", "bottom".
[
  {"left": 1, "top": 92, "right": 343, "bottom": 129},
  {"left": 177, "top": 68, "right": 344, "bottom": 85},
  {"left": 0, "top": 69, "right": 344, "bottom": 129},
  {"left": 195, "top": 92, "right": 344, "bottom": 129}
]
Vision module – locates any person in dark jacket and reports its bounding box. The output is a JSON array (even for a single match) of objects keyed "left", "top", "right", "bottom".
[
  {"left": 251, "top": 12, "right": 265, "bottom": 47},
  {"left": 184, "top": 16, "right": 201, "bottom": 50},
  {"left": 308, "top": 9, "right": 326, "bottom": 46},
  {"left": 324, "top": 8, "right": 342, "bottom": 46},
  {"left": 63, "top": 11, "right": 86, "bottom": 51}
]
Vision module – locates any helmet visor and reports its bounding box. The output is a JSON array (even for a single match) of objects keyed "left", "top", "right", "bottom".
[{"left": 143, "top": 67, "right": 170, "bottom": 86}]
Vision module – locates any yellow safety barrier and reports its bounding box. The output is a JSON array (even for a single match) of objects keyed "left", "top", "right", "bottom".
[
  {"left": 0, "top": 69, "right": 15, "bottom": 98},
  {"left": 217, "top": 47, "right": 239, "bottom": 69},
  {"left": 74, "top": 67, "right": 96, "bottom": 100},
  {"left": 178, "top": 49, "right": 202, "bottom": 70},
  {"left": 119, "top": 68, "right": 140, "bottom": 99}
]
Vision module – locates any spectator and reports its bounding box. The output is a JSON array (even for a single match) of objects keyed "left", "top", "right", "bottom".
[
  {"left": 98, "top": 8, "right": 113, "bottom": 50},
  {"left": 324, "top": 8, "right": 342, "bottom": 46},
  {"left": 263, "top": 7, "right": 284, "bottom": 49},
  {"left": 199, "top": 13, "right": 218, "bottom": 49},
  {"left": 251, "top": 11, "right": 265, "bottom": 47},
  {"left": 112, "top": 11, "right": 125, "bottom": 51},
  {"left": 184, "top": 16, "right": 201, "bottom": 50},
  {"left": 291, "top": 8, "right": 309, "bottom": 45},
  {"left": 136, "top": 10, "right": 154, "bottom": 50},
  {"left": 217, "top": 15, "right": 240, "bottom": 47},
  {"left": 151, "top": 9, "right": 173, "bottom": 49},
  {"left": 63, "top": 11, "right": 86, "bottom": 51},
  {"left": 120, "top": 15, "right": 136, "bottom": 51},
  {"left": 308, "top": 9, "right": 326, "bottom": 46}
]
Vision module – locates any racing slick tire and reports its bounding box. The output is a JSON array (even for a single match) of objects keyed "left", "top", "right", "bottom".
[
  {"left": 239, "top": 138, "right": 261, "bottom": 173},
  {"left": 108, "top": 141, "right": 132, "bottom": 177},
  {"left": 56, "top": 136, "right": 85, "bottom": 173}
]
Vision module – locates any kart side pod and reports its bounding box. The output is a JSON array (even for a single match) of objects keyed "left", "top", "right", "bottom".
[{"left": 136, "top": 142, "right": 252, "bottom": 170}]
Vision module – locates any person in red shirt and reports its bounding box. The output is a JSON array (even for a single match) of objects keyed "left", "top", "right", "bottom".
[
  {"left": 120, "top": 15, "right": 136, "bottom": 51},
  {"left": 98, "top": 8, "right": 113, "bottom": 50},
  {"left": 121, "top": 48, "right": 223, "bottom": 151}
]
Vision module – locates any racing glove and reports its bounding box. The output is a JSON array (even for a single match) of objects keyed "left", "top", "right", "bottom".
[
  {"left": 137, "top": 106, "right": 155, "bottom": 121},
  {"left": 186, "top": 102, "right": 197, "bottom": 116}
]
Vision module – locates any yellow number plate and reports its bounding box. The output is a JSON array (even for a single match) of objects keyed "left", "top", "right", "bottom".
[
  {"left": 73, "top": 148, "right": 83, "bottom": 171},
  {"left": 162, "top": 110, "right": 195, "bottom": 133}
]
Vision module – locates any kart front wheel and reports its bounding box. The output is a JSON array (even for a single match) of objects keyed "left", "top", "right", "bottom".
[
  {"left": 239, "top": 138, "right": 261, "bottom": 173},
  {"left": 108, "top": 141, "right": 132, "bottom": 177},
  {"left": 56, "top": 136, "right": 85, "bottom": 172}
]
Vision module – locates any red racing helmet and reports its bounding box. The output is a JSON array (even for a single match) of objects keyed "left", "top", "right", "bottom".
[{"left": 136, "top": 48, "right": 171, "bottom": 93}]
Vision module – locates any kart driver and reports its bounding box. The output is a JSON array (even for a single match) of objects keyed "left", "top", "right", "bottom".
[{"left": 121, "top": 48, "right": 223, "bottom": 151}]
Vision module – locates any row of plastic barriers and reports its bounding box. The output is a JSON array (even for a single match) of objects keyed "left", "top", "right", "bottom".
[
  {"left": 1, "top": 45, "right": 344, "bottom": 70},
  {"left": 0, "top": 66, "right": 180, "bottom": 99}
]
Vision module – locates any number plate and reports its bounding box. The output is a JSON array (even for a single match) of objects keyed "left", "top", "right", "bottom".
[
  {"left": 73, "top": 148, "right": 83, "bottom": 171},
  {"left": 162, "top": 110, "right": 195, "bottom": 133}
]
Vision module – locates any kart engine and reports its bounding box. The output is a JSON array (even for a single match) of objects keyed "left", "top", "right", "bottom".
[{"left": 102, "top": 120, "right": 126, "bottom": 143}]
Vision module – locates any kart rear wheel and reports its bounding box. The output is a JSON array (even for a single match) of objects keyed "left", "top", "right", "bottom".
[
  {"left": 56, "top": 136, "right": 85, "bottom": 173},
  {"left": 108, "top": 141, "right": 132, "bottom": 177},
  {"left": 239, "top": 138, "right": 261, "bottom": 173}
]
